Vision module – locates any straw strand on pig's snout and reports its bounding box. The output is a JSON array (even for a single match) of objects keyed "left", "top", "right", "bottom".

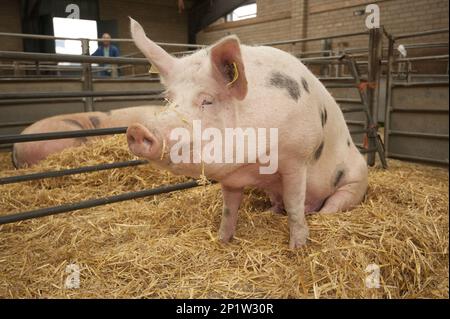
[{"left": 160, "top": 139, "right": 167, "bottom": 161}]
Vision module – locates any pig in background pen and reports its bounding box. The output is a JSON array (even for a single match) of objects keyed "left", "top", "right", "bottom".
[{"left": 12, "top": 106, "right": 164, "bottom": 168}]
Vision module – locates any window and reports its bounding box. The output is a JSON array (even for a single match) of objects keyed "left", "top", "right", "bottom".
[
  {"left": 226, "top": 3, "right": 257, "bottom": 22},
  {"left": 53, "top": 17, "right": 98, "bottom": 64}
]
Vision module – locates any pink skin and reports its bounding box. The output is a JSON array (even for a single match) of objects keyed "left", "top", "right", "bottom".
[
  {"left": 127, "top": 18, "right": 368, "bottom": 248},
  {"left": 12, "top": 106, "right": 163, "bottom": 168}
]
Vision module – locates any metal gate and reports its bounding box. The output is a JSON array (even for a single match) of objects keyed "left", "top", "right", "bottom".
[{"left": 384, "top": 29, "right": 449, "bottom": 165}]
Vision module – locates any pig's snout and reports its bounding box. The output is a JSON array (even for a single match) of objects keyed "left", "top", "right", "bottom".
[{"left": 126, "top": 123, "right": 161, "bottom": 160}]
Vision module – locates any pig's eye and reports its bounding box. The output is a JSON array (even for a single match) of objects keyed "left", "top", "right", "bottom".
[
  {"left": 201, "top": 99, "right": 213, "bottom": 106},
  {"left": 198, "top": 93, "right": 214, "bottom": 108}
]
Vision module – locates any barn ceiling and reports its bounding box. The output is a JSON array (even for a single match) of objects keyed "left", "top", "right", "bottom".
[{"left": 187, "top": 0, "right": 251, "bottom": 43}]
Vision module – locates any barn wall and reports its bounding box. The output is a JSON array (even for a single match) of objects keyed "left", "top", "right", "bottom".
[
  {"left": 0, "top": 0, "right": 23, "bottom": 52},
  {"left": 196, "top": 0, "right": 449, "bottom": 51},
  {"left": 196, "top": 0, "right": 297, "bottom": 52},
  {"left": 0, "top": 1, "right": 188, "bottom": 54},
  {"left": 305, "top": 0, "right": 449, "bottom": 51},
  {"left": 98, "top": 0, "right": 188, "bottom": 56}
]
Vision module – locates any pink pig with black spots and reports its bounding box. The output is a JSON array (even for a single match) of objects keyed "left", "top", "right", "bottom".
[{"left": 126, "top": 18, "right": 368, "bottom": 248}]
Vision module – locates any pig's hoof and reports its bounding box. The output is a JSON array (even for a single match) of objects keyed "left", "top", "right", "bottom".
[
  {"left": 218, "top": 232, "right": 233, "bottom": 243},
  {"left": 270, "top": 205, "right": 286, "bottom": 215},
  {"left": 289, "top": 228, "right": 309, "bottom": 249}
]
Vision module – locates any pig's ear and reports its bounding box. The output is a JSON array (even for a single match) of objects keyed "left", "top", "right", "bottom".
[
  {"left": 210, "top": 36, "right": 248, "bottom": 100},
  {"left": 130, "top": 17, "right": 177, "bottom": 78}
]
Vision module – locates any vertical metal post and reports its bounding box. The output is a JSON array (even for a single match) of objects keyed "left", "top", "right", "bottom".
[
  {"left": 111, "top": 64, "right": 118, "bottom": 78},
  {"left": 384, "top": 36, "right": 395, "bottom": 157},
  {"left": 81, "top": 39, "right": 94, "bottom": 112},
  {"left": 13, "top": 61, "right": 19, "bottom": 77},
  {"left": 35, "top": 61, "right": 40, "bottom": 76},
  {"left": 366, "top": 27, "right": 383, "bottom": 166}
]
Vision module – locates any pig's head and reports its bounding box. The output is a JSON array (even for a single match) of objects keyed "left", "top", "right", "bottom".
[{"left": 127, "top": 18, "right": 250, "bottom": 178}]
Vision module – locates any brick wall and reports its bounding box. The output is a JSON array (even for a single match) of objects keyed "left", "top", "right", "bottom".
[
  {"left": 196, "top": 0, "right": 449, "bottom": 54},
  {"left": 305, "top": 0, "right": 449, "bottom": 51},
  {"left": 0, "top": 0, "right": 23, "bottom": 51},
  {"left": 0, "top": 0, "right": 447, "bottom": 58},
  {"left": 196, "top": 0, "right": 294, "bottom": 49}
]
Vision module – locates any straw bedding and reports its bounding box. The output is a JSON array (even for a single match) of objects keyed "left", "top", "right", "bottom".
[{"left": 0, "top": 136, "right": 448, "bottom": 298}]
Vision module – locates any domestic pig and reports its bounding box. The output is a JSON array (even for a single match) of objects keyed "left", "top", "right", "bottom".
[
  {"left": 126, "top": 18, "right": 368, "bottom": 248},
  {"left": 12, "top": 105, "right": 163, "bottom": 168}
]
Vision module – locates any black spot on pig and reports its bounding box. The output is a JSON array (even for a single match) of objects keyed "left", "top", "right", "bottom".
[
  {"left": 268, "top": 71, "right": 300, "bottom": 102},
  {"left": 223, "top": 207, "right": 231, "bottom": 216},
  {"left": 301, "top": 77, "right": 310, "bottom": 93},
  {"left": 314, "top": 141, "right": 324, "bottom": 161},
  {"left": 63, "top": 119, "right": 84, "bottom": 130},
  {"left": 347, "top": 139, "right": 351, "bottom": 147},
  {"left": 89, "top": 116, "right": 101, "bottom": 128},
  {"left": 334, "top": 169, "right": 345, "bottom": 187},
  {"left": 320, "top": 108, "right": 328, "bottom": 127}
]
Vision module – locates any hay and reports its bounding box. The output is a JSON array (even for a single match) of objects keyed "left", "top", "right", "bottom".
[{"left": 0, "top": 136, "right": 448, "bottom": 298}]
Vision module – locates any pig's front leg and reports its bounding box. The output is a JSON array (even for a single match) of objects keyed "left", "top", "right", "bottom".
[
  {"left": 281, "top": 165, "right": 309, "bottom": 248},
  {"left": 218, "top": 185, "right": 244, "bottom": 243}
]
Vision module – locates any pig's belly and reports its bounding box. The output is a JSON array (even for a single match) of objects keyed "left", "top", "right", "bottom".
[
  {"left": 220, "top": 164, "right": 332, "bottom": 213},
  {"left": 220, "top": 164, "right": 282, "bottom": 189}
]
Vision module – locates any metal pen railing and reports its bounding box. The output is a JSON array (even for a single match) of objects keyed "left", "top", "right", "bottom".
[{"left": 1, "top": 27, "right": 448, "bottom": 225}]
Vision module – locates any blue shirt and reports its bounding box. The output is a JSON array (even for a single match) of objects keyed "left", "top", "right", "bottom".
[{"left": 92, "top": 45, "right": 120, "bottom": 57}]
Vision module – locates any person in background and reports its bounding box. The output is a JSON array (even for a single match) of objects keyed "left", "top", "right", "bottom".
[{"left": 92, "top": 33, "right": 120, "bottom": 77}]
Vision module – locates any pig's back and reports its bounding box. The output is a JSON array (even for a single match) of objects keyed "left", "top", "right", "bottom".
[{"left": 241, "top": 45, "right": 366, "bottom": 197}]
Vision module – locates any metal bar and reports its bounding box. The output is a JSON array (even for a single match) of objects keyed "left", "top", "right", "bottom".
[
  {"left": 0, "top": 160, "right": 148, "bottom": 185},
  {"left": 391, "top": 81, "right": 449, "bottom": 88},
  {"left": 0, "top": 32, "right": 205, "bottom": 48},
  {"left": 0, "top": 121, "right": 34, "bottom": 128},
  {"left": 341, "top": 107, "right": 365, "bottom": 113},
  {"left": 258, "top": 31, "right": 368, "bottom": 46},
  {"left": 81, "top": 39, "right": 94, "bottom": 112},
  {"left": 0, "top": 98, "right": 83, "bottom": 106},
  {"left": 93, "top": 96, "right": 164, "bottom": 102},
  {"left": 347, "top": 120, "right": 366, "bottom": 126},
  {"left": 0, "top": 51, "right": 149, "bottom": 65},
  {"left": 358, "top": 147, "right": 378, "bottom": 154},
  {"left": 343, "top": 42, "right": 448, "bottom": 55},
  {"left": 323, "top": 83, "right": 357, "bottom": 88},
  {"left": 0, "top": 180, "right": 212, "bottom": 225},
  {"left": 0, "top": 127, "right": 127, "bottom": 144},
  {"left": 350, "top": 129, "right": 370, "bottom": 134},
  {"left": 318, "top": 77, "right": 355, "bottom": 81},
  {"left": 393, "top": 28, "right": 449, "bottom": 40},
  {"left": 387, "top": 152, "right": 449, "bottom": 165},
  {"left": 335, "top": 98, "right": 363, "bottom": 104},
  {"left": 389, "top": 130, "right": 449, "bottom": 139},
  {"left": 0, "top": 77, "right": 82, "bottom": 82},
  {"left": 0, "top": 144, "right": 12, "bottom": 150},
  {"left": 396, "top": 54, "right": 449, "bottom": 62},
  {"left": 366, "top": 28, "right": 383, "bottom": 166},
  {"left": 0, "top": 90, "right": 164, "bottom": 100},
  {"left": 300, "top": 54, "right": 345, "bottom": 62},
  {"left": 391, "top": 107, "right": 448, "bottom": 113},
  {"left": 384, "top": 37, "right": 395, "bottom": 156}
]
